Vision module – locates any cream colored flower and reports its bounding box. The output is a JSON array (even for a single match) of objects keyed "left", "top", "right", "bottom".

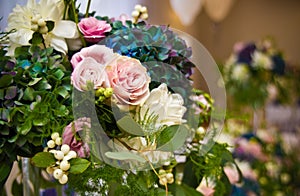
[
  {"left": 232, "top": 64, "right": 250, "bottom": 81},
  {"left": 108, "top": 137, "right": 172, "bottom": 169},
  {"left": 6, "top": 0, "right": 79, "bottom": 55},
  {"left": 137, "top": 83, "right": 187, "bottom": 129},
  {"left": 252, "top": 51, "right": 272, "bottom": 69}
]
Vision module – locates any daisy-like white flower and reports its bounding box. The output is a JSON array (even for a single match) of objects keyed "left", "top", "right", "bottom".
[{"left": 6, "top": 0, "right": 79, "bottom": 55}]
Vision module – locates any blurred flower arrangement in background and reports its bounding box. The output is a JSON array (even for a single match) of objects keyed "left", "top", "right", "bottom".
[
  {"left": 0, "top": 0, "right": 237, "bottom": 195},
  {"left": 221, "top": 120, "right": 300, "bottom": 196},
  {"left": 222, "top": 38, "right": 287, "bottom": 110}
]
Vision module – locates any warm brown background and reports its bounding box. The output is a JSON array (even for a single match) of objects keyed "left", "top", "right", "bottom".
[{"left": 142, "top": 0, "right": 300, "bottom": 67}]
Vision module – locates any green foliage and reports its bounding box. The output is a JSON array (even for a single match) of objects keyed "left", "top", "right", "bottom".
[
  {"left": 117, "top": 115, "right": 145, "bottom": 136},
  {"left": 69, "top": 158, "right": 91, "bottom": 174},
  {"left": 156, "top": 125, "right": 189, "bottom": 151},
  {"left": 182, "top": 142, "right": 236, "bottom": 195},
  {"left": 67, "top": 164, "right": 168, "bottom": 195},
  {"left": 0, "top": 45, "right": 73, "bottom": 183},
  {"left": 31, "top": 152, "right": 56, "bottom": 168}
]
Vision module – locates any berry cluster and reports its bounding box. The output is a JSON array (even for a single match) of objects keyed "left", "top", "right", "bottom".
[
  {"left": 158, "top": 169, "right": 174, "bottom": 186},
  {"left": 131, "top": 4, "right": 148, "bottom": 23},
  {"left": 95, "top": 87, "right": 113, "bottom": 104},
  {"left": 30, "top": 14, "right": 49, "bottom": 34},
  {"left": 44, "top": 132, "right": 77, "bottom": 184}
]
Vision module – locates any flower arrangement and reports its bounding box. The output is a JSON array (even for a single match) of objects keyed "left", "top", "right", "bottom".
[
  {"left": 0, "top": 0, "right": 236, "bottom": 195},
  {"left": 223, "top": 38, "right": 286, "bottom": 109}
]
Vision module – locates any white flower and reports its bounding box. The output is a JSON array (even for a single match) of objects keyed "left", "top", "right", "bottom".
[
  {"left": 6, "top": 0, "right": 79, "bottom": 55},
  {"left": 231, "top": 64, "right": 250, "bottom": 81},
  {"left": 108, "top": 137, "right": 172, "bottom": 169},
  {"left": 252, "top": 51, "right": 273, "bottom": 69},
  {"left": 137, "top": 83, "right": 186, "bottom": 129}
]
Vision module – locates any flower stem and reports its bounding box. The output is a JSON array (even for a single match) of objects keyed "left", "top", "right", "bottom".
[
  {"left": 143, "top": 154, "right": 168, "bottom": 196},
  {"left": 85, "top": 0, "right": 92, "bottom": 18}
]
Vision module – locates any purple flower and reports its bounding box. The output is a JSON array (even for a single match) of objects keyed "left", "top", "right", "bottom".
[{"left": 62, "top": 118, "right": 91, "bottom": 158}]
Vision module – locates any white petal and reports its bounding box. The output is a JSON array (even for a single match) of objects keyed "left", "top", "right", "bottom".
[
  {"left": 52, "top": 20, "right": 79, "bottom": 39},
  {"left": 49, "top": 36, "right": 68, "bottom": 54},
  {"left": 9, "top": 29, "right": 33, "bottom": 45}
]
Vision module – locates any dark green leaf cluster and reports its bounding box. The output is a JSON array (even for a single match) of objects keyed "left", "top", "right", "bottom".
[{"left": 0, "top": 45, "right": 73, "bottom": 186}]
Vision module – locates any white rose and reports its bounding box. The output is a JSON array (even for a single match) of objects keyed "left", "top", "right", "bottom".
[{"left": 138, "top": 83, "right": 186, "bottom": 130}]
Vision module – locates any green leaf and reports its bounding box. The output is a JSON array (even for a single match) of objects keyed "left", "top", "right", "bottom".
[
  {"left": 33, "top": 118, "right": 49, "bottom": 126},
  {"left": 0, "top": 89, "right": 4, "bottom": 99},
  {"left": 46, "top": 21, "right": 55, "bottom": 32},
  {"left": 28, "top": 77, "right": 42, "bottom": 86},
  {"left": 54, "top": 105, "right": 69, "bottom": 117},
  {"left": 69, "top": 158, "right": 91, "bottom": 174},
  {"left": 36, "top": 79, "right": 51, "bottom": 90},
  {"left": 105, "top": 151, "right": 146, "bottom": 163},
  {"left": 23, "top": 87, "right": 34, "bottom": 101},
  {"left": 5, "top": 86, "right": 17, "bottom": 99},
  {"left": 0, "top": 163, "right": 12, "bottom": 182},
  {"left": 52, "top": 69, "right": 64, "bottom": 80},
  {"left": 0, "top": 74, "right": 13, "bottom": 88},
  {"left": 156, "top": 125, "right": 189, "bottom": 151},
  {"left": 112, "top": 21, "right": 122, "bottom": 29},
  {"left": 17, "top": 120, "right": 32, "bottom": 135},
  {"left": 169, "top": 183, "right": 202, "bottom": 196},
  {"left": 56, "top": 86, "right": 69, "bottom": 98},
  {"left": 7, "top": 134, "right": 18, "bottom": 143},
  {"left": 30, "top": 32, "right": 43, "bottom": 45},
  {"left": 31, "top": 152, "right": 56, "bottom": 168},
  {"left": 117, "top": 115, "right": 145, "bottom": 136},
  {"left": 14, "top": 46, "right": 30, "bottom": 58}
]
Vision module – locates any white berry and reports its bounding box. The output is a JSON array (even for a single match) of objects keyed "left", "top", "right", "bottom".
[
  {"left": 140, "top": 6, "right": 147, "bottom": 13},
  {"left": 47, "top": 140, "right": 55, "bottom": 148},
  {"left": 54, "top": 151, "right": 64, "bottom": 160},
  {"left": 166, "top": 173, "right": 173, "bottom": 180},
  {"left": 60, "top": 160, "right": 70, "bottom": 171},
  {"left": 61, "top": 144, "right": 70, "bottom": 155},
  {"left": 39, "top": 26, "right": 48, "bottom": 34},
  {"left": 55, "top": 137, "right": 62, "bottom": 145},
  {"left": 134, "top": 4, "right": 142, "bottom": 11},
  {"left": 49, "top": 149, "right": 56, "bottom": 154},
  {"left": 59, "top": 174, "right": 68, "bottom": 184},
  {"left": 159, "top": 169, "right": 166, "bottom": 175},
  {"left": 53, "top": 169, "right": 63, "bottom": 179},
  {"left": 159, "top": 177, "right": 168, "bottom": 185},
  {"left": 141, "top": 13, "right": 148, "bottom": 20},
  {"left": 46, "top": 166, "right": 54, "bottom": 174},
  {"left": 131, "top": 10, "right": 139, "bottom": 18},
  {"left": 67, "top": 150, "right": 77, "bottom": 158},
  {"left": 37, "top": 18, "right": 46, "bottom": 27},
  {"left": 167, "top": 177, "right": 174, "bottom": 184},
  {"left": 51, "top": 132, "right": 60, "bottom": 140}
]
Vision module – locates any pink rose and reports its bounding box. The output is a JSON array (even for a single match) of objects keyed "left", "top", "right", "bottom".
[
  {"left": 78, "top": 17, "right": 112, "bottom": 43},
  {"left": 70, "top": 45, "right": 116, "bottom": 69},
  {"left": 106, "top": 56, "right": 150, "bottom": 106},
  {"left": 71, "top": 57, "right": 110, "bottom": 91},
  {"left": 62, "top": 118, "right": 91, "bottom": 158}
]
